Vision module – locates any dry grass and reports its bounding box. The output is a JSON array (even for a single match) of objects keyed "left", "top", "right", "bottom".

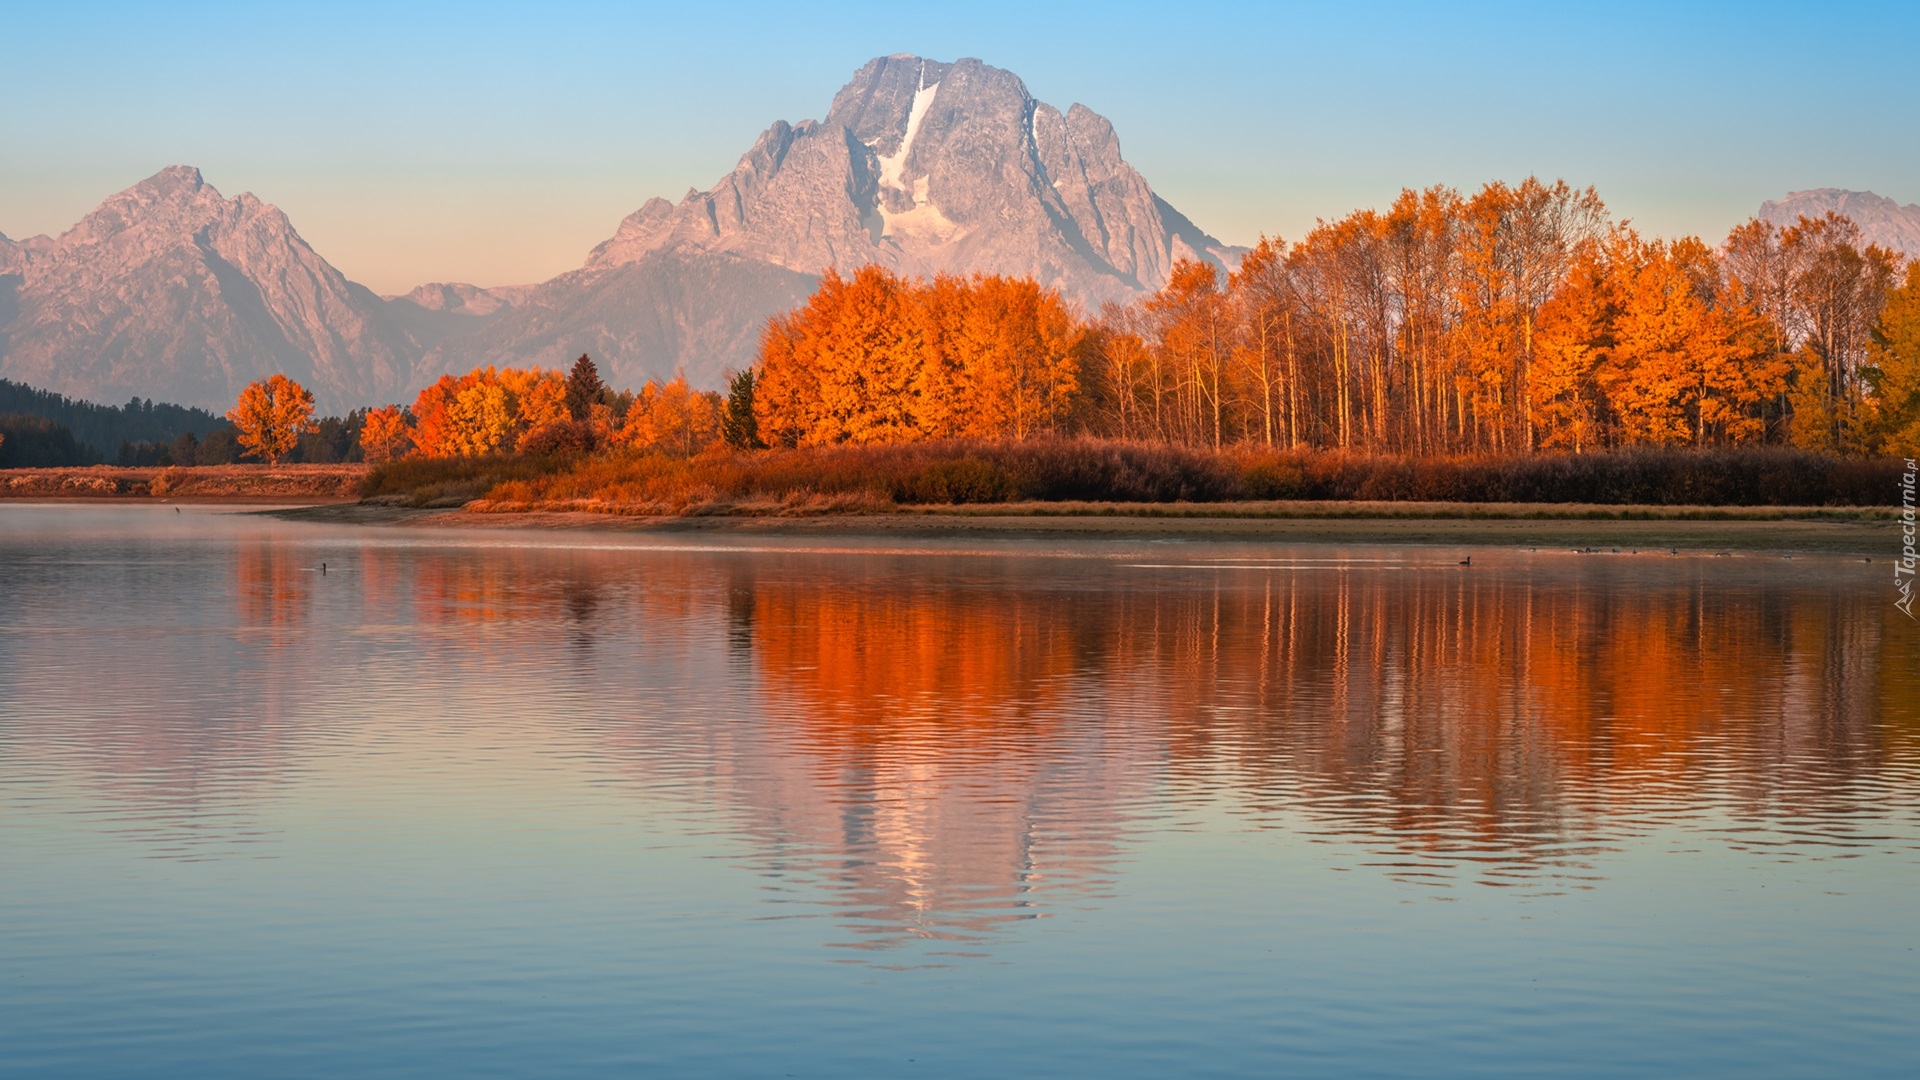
[{"left": 1, "top": 463, "right": 367, "bottom": 501}]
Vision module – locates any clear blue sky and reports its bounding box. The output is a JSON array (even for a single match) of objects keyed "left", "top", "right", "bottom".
[{"left": 4, "top": 1, "right": 1913, "bottom": 294}]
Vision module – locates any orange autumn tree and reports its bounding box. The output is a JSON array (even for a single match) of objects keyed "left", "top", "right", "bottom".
[
  {"left": 757, "top": 265, "right": 925, "bottom": 446},
  {"left": 1531, "top": 230, "right": 1786, "bottom": 449},
  {"left": 916, "top": 273, "right": 1083, "bottom": 439},
  {"left": 755, "top": 266, "right": 1087, "bottom": 447},
  {"left": 1146, "top": 260, "right": 1234, "bottom": 448},
  {"left": 358, "top": 405, "right": 413, "bottom": 463},
  {"left": 408, "top": 367, "right": 569, "bottom": 457},
  {"left": 1090, "top": 177, "right": 1878, "bottom": 455},
  {"left": 1865, "top": 259, "right": 1920, "bottom": 450},
  {"left": 228, "top": 374, "right": 317, "bottom": 464},
  {"left": 1530, "top": 239, "right": 1615, "bottom": 451},
  {"left": 1600, "top": 235, "right": 1724, "bottom": 444},
  {"left": 621, "top": 376, "right": 725, "bottom": 455}
]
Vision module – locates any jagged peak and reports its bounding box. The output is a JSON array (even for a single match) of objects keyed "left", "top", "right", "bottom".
[
  {"left": 577, "top": 52, "right": 1236, "bottom": 295},
  {"left": 1757, "top": 187, "right": 1920, "bottom": 258},
  {"left": 132, "top": 165, "right": 208, "bottom": 199},
  {"left": 632, "top": 196, "right": 674, "bottom": 219},
  {"left": 1779, "top": 187, "right": 1871, "bottom": 199},
  {"left": 1768, "top": 188, "right": 1917, "bottom": 212}
]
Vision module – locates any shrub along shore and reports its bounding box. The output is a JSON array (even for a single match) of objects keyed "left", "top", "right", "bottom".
[
  {"left": 3, "top": 448, "right": 1895, "bottom": 553},
  {"left": 356, "top": 441, "right": 1907, "bottom": 514}
]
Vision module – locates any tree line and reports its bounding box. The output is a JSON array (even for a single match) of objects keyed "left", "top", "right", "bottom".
[
  {"left": 37, "top": 175, "right": 1914, "bottom": 473},
  {"left": 342, "top": 355, "right": 729, "bottom": 463},
  {"left": 740, "top": 179, "right": 1920, "bottom": 457},
  {"left": 0, "top": 377, "right": 380, "bottom": 468},
  {"left": 0, "top": 379, "right": 232, "bottom": 465}
]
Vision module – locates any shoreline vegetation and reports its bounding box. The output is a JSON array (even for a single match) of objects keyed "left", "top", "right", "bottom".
[{"left": 0, "top": 452, "right": 1900, "bottom": 554}]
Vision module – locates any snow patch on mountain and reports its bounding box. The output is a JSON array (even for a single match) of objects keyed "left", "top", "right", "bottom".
[{"left": 875, "top": 76, "right": 940, "bottom": 195}]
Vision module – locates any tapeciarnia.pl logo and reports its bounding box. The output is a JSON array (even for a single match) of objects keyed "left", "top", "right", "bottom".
[{"left": 1899, "top": 458, "right": 1917, "bottom": 619}]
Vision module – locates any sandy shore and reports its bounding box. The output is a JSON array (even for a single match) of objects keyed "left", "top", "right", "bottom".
[{"left": 267, "top": 501, "right": 1901, "bottom": 555}]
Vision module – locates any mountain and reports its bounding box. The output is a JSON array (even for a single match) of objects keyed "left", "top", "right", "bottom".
[
  {"left": 423, "top": 251, "right": 819, "bottom": 393},
  {"left": 0, "top": 167, "right": 465, "bottom": 412},
  {"left": 1, "top": 56, "right": 1237, "bottom": 409},
  {"left": 1759, "top": 189, "right": 1920, "bottom": 259},
  {"left": 427, "top": 54, "right": 1240, "bottom": 389},
  {"left": 381, "top": 281, "right": 526, "bottom": 353}
]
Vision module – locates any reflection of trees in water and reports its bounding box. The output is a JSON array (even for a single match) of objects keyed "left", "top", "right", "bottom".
[
  {"left": 13, "top": 535, "right": 1915, "bottom": 938},
  {"left": 1, "top": 538, "right": 325, "bottom": 855},
  {"left": 376, "top": 549, "right": 1916, "bottom": 941},
  {"left": 234, "top": 541, "right": 310, "bottom": 634},
  {"left": 1132, "top": 567, "right": 1916, "bottom": 890},
  {"left": 726, "top": 556, "right": 1918, "bottom": 913}
]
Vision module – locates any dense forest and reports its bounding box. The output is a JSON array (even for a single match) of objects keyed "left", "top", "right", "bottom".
[
  {"left": 0, "top": 413, "right": 92, "bottom": 468},
  {"left": 0, "top": 379, "right": 233, "bottom": 463}
]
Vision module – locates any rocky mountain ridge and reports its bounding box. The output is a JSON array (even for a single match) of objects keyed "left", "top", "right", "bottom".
[
  {"left": 425, "top": 54, "right": 1241, "bottom": 389},
  {"left": 0, "top": 167, "right": 420, "bottom": 411},
  {"left": 1758, "top": 188, "right": 1920, "bottom": 259},
  {"left": 583, "top": 56, "right": 1237, "bottom": 297},
  {"left": 1, "top": 57, "right": 1238, "bottom": 410}
]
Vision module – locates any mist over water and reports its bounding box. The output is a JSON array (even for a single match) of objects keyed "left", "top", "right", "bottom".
[{"left": 2, "top": 505, "right": 1916, "bottom": 1078}]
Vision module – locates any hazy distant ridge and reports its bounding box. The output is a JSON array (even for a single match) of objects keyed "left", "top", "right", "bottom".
[{"left": 1758, "top": 188, "right": 1920, "bottom": 258}]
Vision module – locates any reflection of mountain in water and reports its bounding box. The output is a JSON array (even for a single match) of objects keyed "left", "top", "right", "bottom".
[
  {"left": 715, "top": 553, "right": 1915, "bottom": 910},
  {"left": 3, "top": 522, "right": 1916, "bottom": 951}
]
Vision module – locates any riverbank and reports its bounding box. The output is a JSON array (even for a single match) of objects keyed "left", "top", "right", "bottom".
[
  {"left": 0, "top": 464, "right": 366, "bottom": 502},
  {"left": 271, "top": 500, "right": 1900, "bottom": 554}
]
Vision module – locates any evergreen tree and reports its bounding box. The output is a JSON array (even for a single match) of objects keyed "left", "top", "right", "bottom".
[
  {"left": 565, "top": 354, "right": 605, "bottom": 422},
  {"left": 722, "top": 370, "right": 764, "bottom": 449},
  {"left": 0, "top": 414, "right": 93, "bottom": 467}
]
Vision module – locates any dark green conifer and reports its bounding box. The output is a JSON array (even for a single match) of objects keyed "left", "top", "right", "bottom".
[{"left": 565, "top": 354, "right": 605, "bottom": 421}]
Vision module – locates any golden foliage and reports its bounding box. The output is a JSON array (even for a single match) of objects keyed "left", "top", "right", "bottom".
[
  {"left": 358, "top": 405, "right": 412, "bottom": 464},
  {"left": 1865, "top": 260, "right": 1920, "bottom": 452},
  {"left": 227, "top": 374, "right": 316, "bottom": 464},
  {"left": 755, "top": 266, "right": 1085, "bottom": 446},
  {"left": 620, "top": 376, "right": 724, "bottom": 456},
  {"left": 406, "top": 366, "right": 567, "bottom": 458},
  {"left": 1088, "top": 180, "right": 1895, "bottom": 455}
]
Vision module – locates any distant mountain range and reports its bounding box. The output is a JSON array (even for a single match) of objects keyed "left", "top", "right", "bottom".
[
  {"left": 3, "top": 56, "right": 1914, "bottom": 414},
  {"left": 0, "top": 55, "right": 1239, "bottom": 412},
  {"left": 1759, "top": 188, "right": 1920, "bottom": 258}
]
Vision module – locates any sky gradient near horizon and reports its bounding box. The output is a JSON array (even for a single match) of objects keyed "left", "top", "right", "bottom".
[{"left": 4, "top": 1, "right": 1915, "bottom": 295}]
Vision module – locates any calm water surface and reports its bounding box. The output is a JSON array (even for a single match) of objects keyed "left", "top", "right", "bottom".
[{"left": 2, "top": 504, "right": 1916, "bottom": 1077}]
